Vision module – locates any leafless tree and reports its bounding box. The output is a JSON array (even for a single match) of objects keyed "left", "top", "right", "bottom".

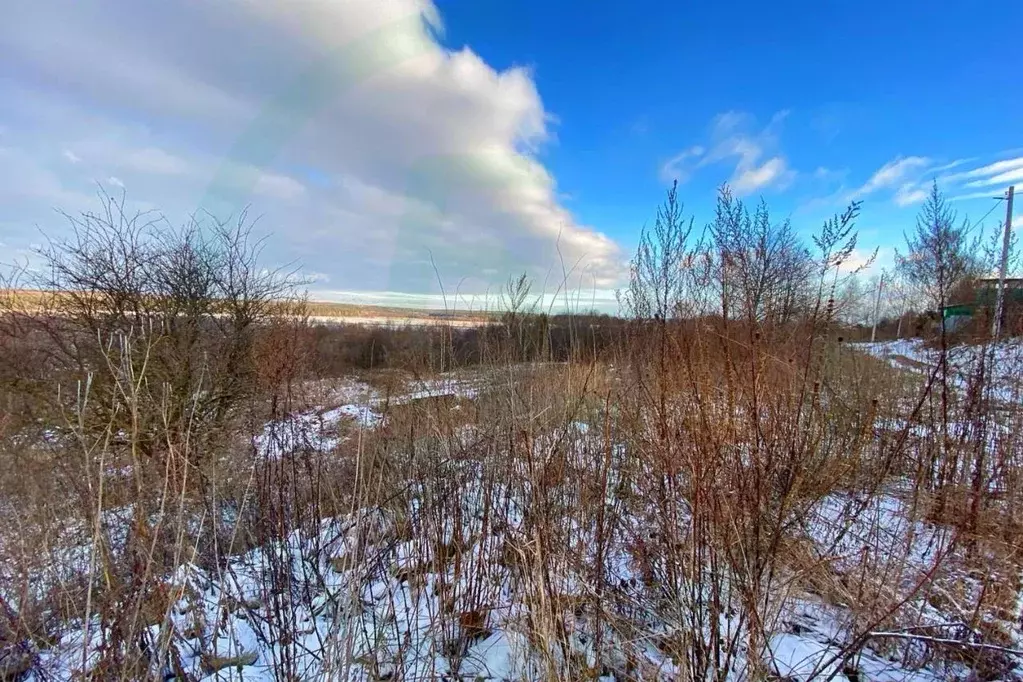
[
  {"left": 708, "top": 186, "right": 815, "bottom": 327},
  {"left": 618, "top": 181, "right": 699, "bottom": 321},
  {"left": 896, "top": 182, "right": 981, "bottom": 319},
  {"left": 29, "top": 193, "right": 306, "bottom": 479}
]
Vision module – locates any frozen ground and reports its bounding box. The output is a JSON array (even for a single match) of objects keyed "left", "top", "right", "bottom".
[
  {"left": 25, "top": 488, "right": 1004, "bottom": 681},
  {"left": 21, "top": 417, "right": 1019, "bottom": 681},
  {"left": 306, "top": 315, "right": 490, "bottom": 329},
  {"left": 255, "top": 373, "right": 483, "bottom": 460},
  {"left": 8, "top": 362, "right": 1023, "bottom": 680},
  {"left": 856, "top": 338, "right": 1023, "bottom": 404}
]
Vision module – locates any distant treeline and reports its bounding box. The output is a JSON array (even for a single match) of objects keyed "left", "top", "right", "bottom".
[{"left": 308, "top": 312, "right": 627, "bottom": 374}]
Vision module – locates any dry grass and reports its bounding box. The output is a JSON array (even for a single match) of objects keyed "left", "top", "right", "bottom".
[
  {"left": 2, "top": 194, "right": 1022, "bottom": 681},
  {"left": 3, "top": 311, "right": 1022, "bottom": 680}
]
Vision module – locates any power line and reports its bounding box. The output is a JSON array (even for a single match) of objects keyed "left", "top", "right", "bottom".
[{"left": 972, "top": 198, "right": 1005, "bottom": 228}]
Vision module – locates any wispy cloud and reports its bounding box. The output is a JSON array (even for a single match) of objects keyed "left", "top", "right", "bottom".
[
  {"left": 659, "top": 146, "right": 704, "bottom": 183},
  {"left": 893, "top": 183, "right": 928, "bottom": 207},
  {"left": 850, "top": 156, "right": 930, "bottom": 200},
  {"left": 809, "top": 110, "right": 842, "bottom": 144},
  {"left": 944, "top": 155, "right": 1023, "bottom": 201},
  {"left": 948, "top": 189, "right": 1009, "bottom": 202},
  {"left": 929, "top": 158, "right": 974, "bottom": 174},
  {"left": 660, "top": 110, "right": 795, "bottom": 196},
  {"left": 836, "top": 246, "right": 882, "bottom": 274},
  {"left": 119, "top": 147, "right": 189, "bottom": 175},
  {"left": 733, "top": 157, "right": 792, "bottom": 195},
  {"left": 253, "top": 171, "right": 307, "bottom": 201},
  {"left": 629, "top": 115, "right": 650, "bottom": 136},
  {"left": 945, "top": 157, "right": 1023, "bottom": 184},
  {"left": 813, "top": 166, "right": 846, "bottom": 182},
  {"left": 841, "top": 153, "right": 1019, "bottom": 209},
  {"left": 964, "top": 165, "right": 1023, "bottom": 189}
]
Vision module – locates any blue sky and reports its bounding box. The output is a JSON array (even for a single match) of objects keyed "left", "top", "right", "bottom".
[
  {"left": 440, "top": 1, "right": 1021, "bottom": 257},
  {"left": 1, "top": 0, "right": 1020, "bottom": 310}
]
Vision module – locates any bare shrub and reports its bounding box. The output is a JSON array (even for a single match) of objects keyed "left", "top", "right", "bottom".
[{"left": 2, "top": 184, "right": 1021, "bottom": 681}]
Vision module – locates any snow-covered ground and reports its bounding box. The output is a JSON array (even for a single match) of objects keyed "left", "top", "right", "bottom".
[
  {"left": 21, "top": 416, "right": 1017, "bottom": 681},
  {"left": 255, "top": 374, "right": 483, "bottom": 459},
  {"left": 7, "top": 362, "right": 1023, "bottom": 681},
  {"left": 24, "top": 486, "right": 1002, "bottom": 681},
  {"left": 856, "top": 338, "right": 1023, "bottom": 405},
  {"left": 307, "top": 315, "right": 491, "bottom": 329}
]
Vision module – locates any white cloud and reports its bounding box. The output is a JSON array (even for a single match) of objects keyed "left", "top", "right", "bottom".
[
  {"left": 943, "top": 156, "right": 1021, "bottom": 202},
  {"left": 950, "top": 189, "right": 1006, "bottom": 202},
  {"left": 801, "top": 153, "right": 1014, "bottom": 213},
  {"left": 107, "top": 176, "right": 125, "bottom": 188},
  {"left": 807, "top": 152, "right": 1017, "bottom": 215},
  {"left": 0, "top": 0, "right": 622, "bottom": 297},
  {"left": 120, "top": 147, "right": 190, "bottom": 175},
  {"left": 851, "top": 156, "right": 930, "bottom": 199},
  {"left": 659, "top": 146, "right": 704, "bottom": 183},
  {"left": 946, "top": 156, "right": 1023, "bottom": 182},
  {"left": 317, "top": 287, "right": 620, "bottom": 312},
  {"left": 662, "top": 110, "right": 795, "bottom": 196},
  {"left": 253, "top": 171, "right": 306, "bottom": 201},
  {"left": 893, "top": 183, "right": 928, "bottom": 207},
  {"left": 732, "top": 156, "right": 793, "bottom": 195},
  {"left": 62, "top": 149, "right": 80, "bottom": 164},
  {"left": 836, "top": 247, "right": 880, "bottom": 274},
  {"left": 965, "top": 165, "right": 1023, "bottom": 188},
  {"left": 834, "top": 155, "right": 942, "bottom": 209},
  {"left": 929, "top": 158, "right": 973, "bottom": 173},
  {"left": 0, "top": 145, "right": 96, "bottom": 213}
]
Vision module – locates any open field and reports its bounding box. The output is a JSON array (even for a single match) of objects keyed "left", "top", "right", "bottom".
[
  {"left": 4, "top": 315, "right": 1023, "bottom": 680},
  {"left": 2, "top": 188, "right": 1022, "bottom": 682},
  {"left": 0, "top": 0, "right": 1016, "bottom": 678},
  {"left": 4, "top": 289, "right": 497, "bottom": 328},
  {"left": 305, "top": 301, "right": 498, "bottom": 327}
]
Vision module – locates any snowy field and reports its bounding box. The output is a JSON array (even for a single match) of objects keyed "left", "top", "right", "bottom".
[
  {"left": 23, "top": 476, "right": 1016, "bottom": 681},
  {"left": 254, "top": 374, "right": 484, "bottom": 460},
  {"left": 28, "top": 490, "right": 998, "bottom": 681},
  {"left": 5, "top": 358, "right": 1023, "bottom": 681},
  {"left": 855, "top": 338, "right": 1023, "bottom": 405}
]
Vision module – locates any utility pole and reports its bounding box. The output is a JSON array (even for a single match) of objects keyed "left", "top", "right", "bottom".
[
  {"left": 870, "top": 271, "right": 884, "bottom": 343},
  {"left": 992, "top": 185, "right": 1015, "bottom": 339}
]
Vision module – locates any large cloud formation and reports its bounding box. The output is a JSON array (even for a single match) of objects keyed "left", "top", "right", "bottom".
[{"left": 0, "top": 0, "right": 622, "bottom": 305}]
